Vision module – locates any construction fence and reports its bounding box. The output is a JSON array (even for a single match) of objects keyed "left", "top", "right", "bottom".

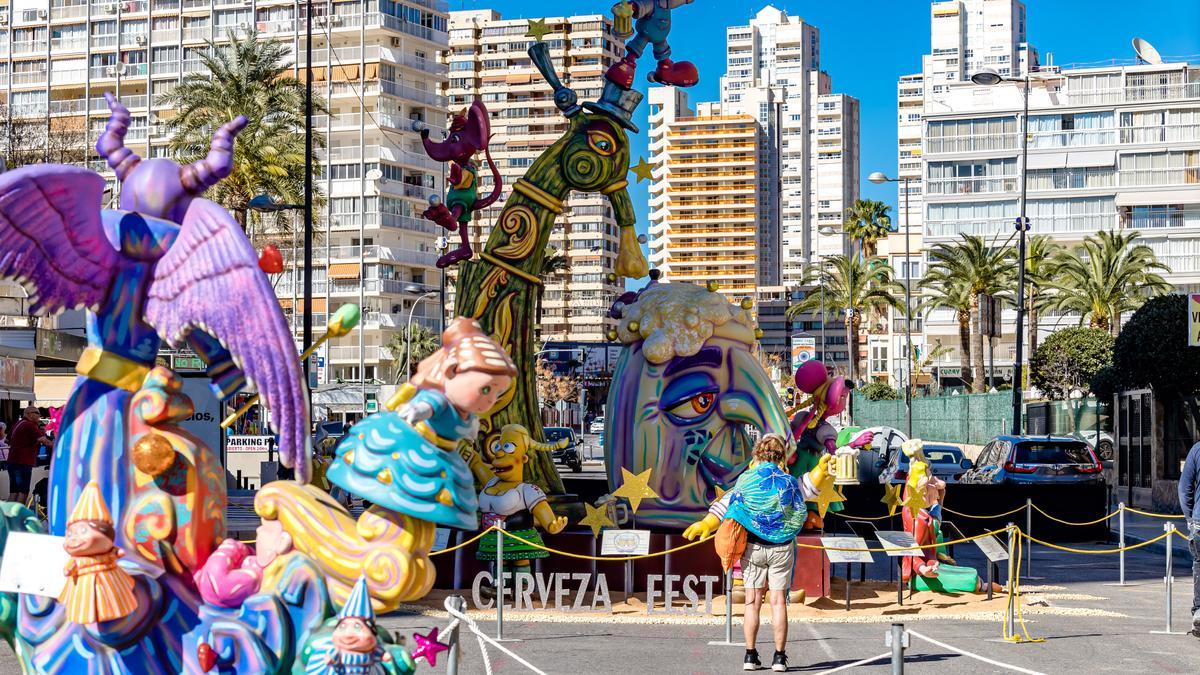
[{"left": 850, "top": 392, "right": 1012, "bottom": 446}]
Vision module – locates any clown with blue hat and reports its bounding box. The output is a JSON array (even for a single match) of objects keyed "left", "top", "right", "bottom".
[{"left": 303, "top": 575, "right": 399, "bottom": 675}]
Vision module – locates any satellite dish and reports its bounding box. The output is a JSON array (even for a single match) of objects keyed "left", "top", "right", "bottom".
[
  {"left": 365, "top": 169, "right": 383, "bottom": 181},
  {"left": 1132, "top": 37, "right": 1163, "bottom": 65}
]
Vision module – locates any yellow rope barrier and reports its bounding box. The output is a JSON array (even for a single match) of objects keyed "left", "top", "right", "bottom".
[
  {"left": 1031, "top": 503, "right": 1118, "bottom": 527},
  {"left": 1004, "top": 529, "right": 1044, "bottom": 644},
  {"left": 497, "top": 529, "right": 715, "bottom": 561},
  {"left": 1020, "top": 529, "right": 1174, "bottom": 555},
  {"left": 430, "top": 527, "right": 501, "bottom": 557},
  {"left": 1124, "top": 506, "right": 1185, "bottom": 519},
  {"left": 831, "top": 511, "right": 896, "bottom": 522},
  {"left": 943, "top": 504, "right": 1027, "bottom": 519}
]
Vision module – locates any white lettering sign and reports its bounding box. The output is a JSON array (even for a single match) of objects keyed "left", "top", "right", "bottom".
[
  {"left": 227, "top": 435, "right": 272, "bottom": 453},
  {"left": 469, "top": 572, "right": 612, "bottom": 613},
  {"left": 645, "top": 574, "right": 721, "bottom": 614}
]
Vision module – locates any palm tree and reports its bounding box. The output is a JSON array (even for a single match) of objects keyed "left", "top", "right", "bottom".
[
  {"left": 842, "top": 199, "right": 893, "bottom": 258},
  {"left": 1023, "top": 235, "right": 1061, "bottom": 356},
  {"left": 388, "top": 324, "right": 441, "bottom": 383},
  {"left": 925, "top": 235, "right": 1015, "bottom": 393},
  {"left": 159, "top": 29, "right": 328, "bottom": 234},
  {"left": 535, "top": 245, "right": 572, "bottom": 325},
  {"left": 917, "top": 274, "right": 974, "bottom": 389},
  {"left": 1045, "top": 230, "right": 1170, "bottom": 334},
  {"left": 787, "top": 255, "right": 903, "bottom": 383}
]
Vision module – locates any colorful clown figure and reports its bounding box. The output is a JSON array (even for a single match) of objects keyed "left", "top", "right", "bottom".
[
  {"left": 900, "top": 440, "right": 997, "bottom": 594},
  {"left": 327, "top": 317, "right": 517, "bottom": 530},
  {"left": 59, "top": 482, "right": 138, "bottom": 625},
  {"left": 787, "top": 361, "right": 872, "bottom": 530},
  {"left": 605, "top": 0, "right": 699, "bottom": 88},
  {"left": 476, "top": 424, "right": 569, "bottom": 596},
  {"left": 304, "top": 576, "right": 395, "bottom": 675}
]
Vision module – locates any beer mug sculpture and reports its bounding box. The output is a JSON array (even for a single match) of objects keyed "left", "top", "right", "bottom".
[{"left": 832, "top": 446, "right": 861, "bottom": 486}]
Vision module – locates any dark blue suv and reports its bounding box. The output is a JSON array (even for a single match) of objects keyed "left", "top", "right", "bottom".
[{"left": 960, "top": 435, "right": 1103, "bottom": 485}]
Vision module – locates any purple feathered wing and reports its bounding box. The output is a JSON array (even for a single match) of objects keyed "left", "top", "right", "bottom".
[
  {"left": 145, "top": 198, "right": 311, "bottom": 479},
  {"left": 0, "top": 165, "right": 118, "bottom": 313}
]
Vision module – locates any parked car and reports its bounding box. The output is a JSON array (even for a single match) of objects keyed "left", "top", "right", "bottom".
[
  {"left": 878, "top": 442, "right": 971, "bottom": 485},
  {"left": 862, "top": 426, "right": 909, "bottom": 483},
  {"left": 544, "top": 427, "right": 582, "bottom": 473},
  {"left": 589, "top": 417, "right": 605, "bottom": 434},
  {"left": 1076, "top": 430, "right": 1115, "bottom": 462},
  {"left": 959, "top": 435, "right": 1103, "bottom": 485}
]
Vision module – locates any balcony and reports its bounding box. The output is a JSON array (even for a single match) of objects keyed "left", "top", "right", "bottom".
[
  {"left": 381, "top": 213, "right": 439, "bottom": 235},
  {"left": 49, "top": 68, "right": 88, "bottom": 85},
  {"left": 49, "top": 37, "right": 88, "bottom": 52},
  {"left": 926, "top": 213, "right": 1118, "bottom": 239},
  {"left": 11, "top": 71, "right": 50, "bottom": 86},
  {"left": 926, "top": 176, "right": 1020, "bottom": 196},
  {"left": 1119, "top": 167, "right": 1200, "bottom": 188},
  {"left": 380, "top": 79, "right": 445, "bottom": 109},
  {"left": 392, "top": 51, "right": 447, "bottom": 77},
  {"left": 377, "top": 13, "right": 448, "bottom": 45},
  {"left": 328, "top": 345, "right": 394, "bottom": 362},
  {"left": 1120, "top": 123, "right": 1200, "bottom": 145},
  {"left": 53, "top": 5, "right": 88, "bottom": 19},
  {"left": 925, "top": 133, "right": 1018, "bottom": 155},
  {"left": 362, "top": 312, "right": 439, "bottom": 332}
]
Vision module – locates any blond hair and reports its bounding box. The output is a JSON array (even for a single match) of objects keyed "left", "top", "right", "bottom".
[
  {"left": 752, "top": 433, "right": 788, "bottom": 465},
  {"left": 410, "top": 317, "right": 517, "bottom": 391}
]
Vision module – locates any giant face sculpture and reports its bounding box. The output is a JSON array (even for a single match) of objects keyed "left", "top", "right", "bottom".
[{"left": 604, "top": 282, "right": 792, "bottom": 530}]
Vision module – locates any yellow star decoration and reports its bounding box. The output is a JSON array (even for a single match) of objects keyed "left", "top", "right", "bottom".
[
  {"left": 526, "top": 18, "right": 551, "bottom": 41},
  {"left": 881, "top": 483, "right": 903, "bottom": 517},
  {"left": 630, "top": 156, "right": 654, "bottom": 183},
  {"left": 578, "top": 502, "right": 615, "bottom": 538},
  {"left": 612, "top": 467, "right": 659, "bottom": 514},
  {"left": 900, "top": 476, "right": 930, "bottom": 520},
  {"left": 805, "top": 477, "right": 845, "bottom": 520}
]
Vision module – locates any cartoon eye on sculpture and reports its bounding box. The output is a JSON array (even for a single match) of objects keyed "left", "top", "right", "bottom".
[
  {"left": 415, "top": 100, "right": 503, "bottom": 269},
  {"left": 603, "top": 279, "right": 793, "bottom": 530},
  {"left": 475, "top": 424, "right": 569, "bottom": 598}
]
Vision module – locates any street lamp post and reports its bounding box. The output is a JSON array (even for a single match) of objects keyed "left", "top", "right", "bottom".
[
  {"left": 868, "top": 171, "right": 914, "bottom": 437},
  {"left": 972, "top": 68, "right": 1031, "bottom": 436},
  {"left": 436, "top": 236, "right": 449, "bottom": 334},
  {"left": 815, "top": 227, "right": 839, "bottom": 368},
  {"left": 404, "top": 287, "right": 439, "bottom": 382}
]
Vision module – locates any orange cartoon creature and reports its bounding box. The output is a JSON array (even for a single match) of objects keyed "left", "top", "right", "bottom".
[{"left": 59, "top": 481, "right": 138, "bottom": 624}]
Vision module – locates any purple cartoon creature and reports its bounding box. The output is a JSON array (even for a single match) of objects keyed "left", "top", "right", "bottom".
[{"left": 0, "top": 94, "right": 310, "bottom": 673}]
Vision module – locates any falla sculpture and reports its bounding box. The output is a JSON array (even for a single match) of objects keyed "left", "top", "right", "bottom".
[{"left": 0, "top": 96, "right": 442, "bottom": 673}]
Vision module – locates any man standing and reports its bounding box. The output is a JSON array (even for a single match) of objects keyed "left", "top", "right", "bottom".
[
  {"left": 683, "top": 434, "right": 835, "bottom": 671},
  {"left": 8, "top": 405, "right": 49, "bottom": 505},
  {"left": 1178, "top": 439, "right": 1200, "bottom": 638}
]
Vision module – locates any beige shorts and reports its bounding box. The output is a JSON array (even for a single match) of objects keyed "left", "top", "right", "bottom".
[{"left": 741, "top": 540, "right": 795, "bottom": 591}]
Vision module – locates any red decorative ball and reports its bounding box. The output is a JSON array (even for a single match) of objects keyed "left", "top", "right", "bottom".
[
  {"left": 197, "top": 643, "right": 217, "bottom": 672},
  {"left": 258, "top": 245, "right": 284, "bottom": 274}
]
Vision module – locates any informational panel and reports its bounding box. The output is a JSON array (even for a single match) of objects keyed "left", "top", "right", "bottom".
[
  {"left": 0, "top": 533, "right": 68, "bottom": 598},
  {"left": 178, "top": 376, "right": 222, "bottom": 456},
  {"left": 432, "top": 528, "right": 452, "bottom": 552},
  {"left": 1190, "top": 293, "right": 1200, "bottom": 347},
  {"left": 973, "top": 534, "right": 1010, "bottom": 563},
  {"left": 874, "top": 530, "right": 922, "bottom": 557},
  {"left": 600, "top": 529, "right": 651, "bottom": 556},
  {"left": 791, "top": 335, "right": 817, "bottom": 370},
  {"left": 820, "top": 536, "right": 874, "bottom": 564}
]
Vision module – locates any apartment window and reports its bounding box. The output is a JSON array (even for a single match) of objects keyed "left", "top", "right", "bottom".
[
  {"left": 870, "top": 344, "right": 888, "bottom": 374},
  {"left": 328, "top": 163, "right": 363, "bottom": 180},
  {"left": 1119, "top": 150, "right": 1200, "bottom": 186},
  {"left": 380, "top": 164, "right": 403, "bottom": 182},
  {"left": 926, "top": 116, "right": 1018, "bottom": 153},
  {"left": 449, "top": 61, "right": 473, "bottom": 71},
  {"left": 1130, "top": 205, "right": 1200, "bottom": 229},
  {"left": 1029, "top": 111, "right": 1115, "bottom": 147}
]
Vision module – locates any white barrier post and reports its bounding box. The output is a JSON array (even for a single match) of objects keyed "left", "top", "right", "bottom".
[
  {"left": 1119, "top": 503, "right": 1126, "bottom": 586},
  {"left": 887, "top": 623, "right": 906, "bottom": 674},
  {"left": 1151, "top": 522, "right": 1185, "bottom": 635},
  {"left": 446, "top": 595, "right": 464, "bottom": 675},
  {"left": 496, "top": 523, "right": 505, "bottom": 641},
  {"left": 708, "top": 568, "right": 739, "bottom": 646},
  {"left": 1005, "top": 523, "right": 1016, "bottom": 640},
  {"left": 1025, "top": 498, "right": 1033, "bottom": 576}
]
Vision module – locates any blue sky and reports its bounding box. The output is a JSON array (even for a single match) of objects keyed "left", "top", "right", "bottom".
[{"left": 454, "top": 0, "right": 1200, "bottom": 238}]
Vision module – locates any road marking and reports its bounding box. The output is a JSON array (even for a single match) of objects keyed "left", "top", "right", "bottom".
[{"left": 804, "top": 622, "right": 838, "bottom": 661}]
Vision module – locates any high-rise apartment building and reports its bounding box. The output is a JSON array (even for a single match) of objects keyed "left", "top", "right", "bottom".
[
  {"left": 444, "top": 10, "right": 624, "bottom": 343},
  {"left": 646, "top": 6, "right": 858, "bottom": 366},
  {"left": 891, "top": 0, "right": 1200, "bottom": 391},
  {"left": 0, "top": 0, "right": 451, "bottom": 417}
]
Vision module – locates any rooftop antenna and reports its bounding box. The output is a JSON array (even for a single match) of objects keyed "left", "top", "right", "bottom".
[{"left": 1132, "top": 37, "right": 1163, "bottom": 65}]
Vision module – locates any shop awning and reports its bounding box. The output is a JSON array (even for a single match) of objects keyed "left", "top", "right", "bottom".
[
  {"left": 278, "top": 297, "right": 328, "bottom": 312},
  {"left": 328, "top": 263, "right": 361, "bottom": 279},
  {"left": 34, "top": 373, "right": 77, "bottom": 406},
  {"left": 0, "top": 386, "right": 35, "bottom": 401}
]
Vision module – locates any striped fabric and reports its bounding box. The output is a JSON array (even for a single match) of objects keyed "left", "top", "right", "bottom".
[{"left": 59, "top": 551, "right": 138, "bottom": 624}]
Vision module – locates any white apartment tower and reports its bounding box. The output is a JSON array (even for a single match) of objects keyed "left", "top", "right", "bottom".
[
  {"left": 649, "top": 5, "right": 858, "bottom": 292},
  {"left": 0, "top": 0, "right": 451, "bottom": 416},
  {"left": 444, "top": 10, "right": 624, "bottom": 343}
]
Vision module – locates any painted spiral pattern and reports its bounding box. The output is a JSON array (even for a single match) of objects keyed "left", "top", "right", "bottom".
[
  {"left": 492, "top": 205, "right": 539, "bottom": 261},
  {"left": 562, "top": 146, "right": 608, "bottom": 191}
]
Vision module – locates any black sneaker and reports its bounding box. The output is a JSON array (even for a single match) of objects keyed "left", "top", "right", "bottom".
[
  {"left": 771, "top": 651, "right": 788, "bottom": 672},
  {"left": 743, "top": 649, "right": 761, "bottom": 671}
]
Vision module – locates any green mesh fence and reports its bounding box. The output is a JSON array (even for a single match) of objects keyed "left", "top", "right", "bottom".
[{"left": 849, "top": 392, "right": 1014, "bottom": 445}]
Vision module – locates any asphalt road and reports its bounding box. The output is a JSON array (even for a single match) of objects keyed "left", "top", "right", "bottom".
[{"left": 3, "top": 535, "right": 1197, "bottom": 673}]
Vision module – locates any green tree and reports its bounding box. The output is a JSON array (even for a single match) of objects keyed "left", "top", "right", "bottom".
[
  {"left": 1029, "top": 327, "right": 1114, "bottom": 400},
  {"left": 859, "top": 381, "right": 899, "bottom": 401},
  {"left": 1112, "top": 294, "right": 1200, "bottom": 398},
  {"left": 387, "top": 324, "right": 441, "bottom": 383},
  {"left": 787, "top": 255, "right": 903, "bottom": 384},
  {"left": 917, "top": 276, "right": 974, "bottom": 390},
  {"left": 159, "top": 29, "right": 328, "bottom": 234},
  {"left": 1046, "top": 230, "right": 1170, "bottom": 334},
  {"left": 925, "top": 235, "right": 1014, "bottom": 393},
  {"left": 1024, "top": 234, "right": 1062, "bottom": 356},
  {"left": 842, "top": 199, "right": 893, "bottom": 258}
]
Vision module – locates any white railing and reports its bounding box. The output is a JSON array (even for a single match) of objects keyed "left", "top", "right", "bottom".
[
  {"left": 50, "top": 99, "right": 86, "bottom": 115},
  {"left": 1066, "top": 82, "right": 1200, "bottom": 105},
  {"left": 925, "top": 133, "right": 1019, "bottom": 154},
  {"left": 91, "top": 35, "right": 117, "bottom": 48},
  {"left": 151, "top": 29, "right": 178, "bottom": 42},
  {"left": 1130, "top": 212, "right": 1200, "bottom": 230},
  {"left": 362, "top": 312, "right": 439, "bottom": 331},
  {"left": 924, "top": 176, "right": 1020, "bottom": 196},
  {"left": 50, "top": 68, "right": 88, "bottom": 85},
  {"left": 380, "top": 78, "right": 445, "bottom": 108},
  {"left": 53, "top": 5, "right": 89, "bottom": 19},
  {"left": 1120, "top": 123, "right": 1200, "bottom": 144},
  {"left": 327, "top": 345, "right": 394, "bottom": 362},
  {"left": 1154, "top": 253, "right": 1200, "bottom": 273},
  {"left": 182, "top": 27, "right": 210, "bottom": 41},
  {"left": 11, "top": 71, "right": 49, "bottom": 85},
  {"left": 1029, "top": 128, "right": 1118, "bottom": 148},
  {"left": 49, "top": 37, "right": 88, "bottom": 51},
  {"left": 152, "top": 61, "right": 180, "bottom": 75},
  {"left": 392, "top": 51, "right": 447, "bottom": 76},
  {"left": 1119, "top": 167, "right": 1200, "bottom": 188},
  {"left": 1027, "top": 169, "right": 1115, "bottom": 191},
  {"left": 11, "top": 41, "right": 46, "bottom": 56},
  {"left": 380, "top": 213, "right": 439, "bottom": 235},
  {"left": 926, "top": 213, "right": 1118, "bottom": 238}
]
